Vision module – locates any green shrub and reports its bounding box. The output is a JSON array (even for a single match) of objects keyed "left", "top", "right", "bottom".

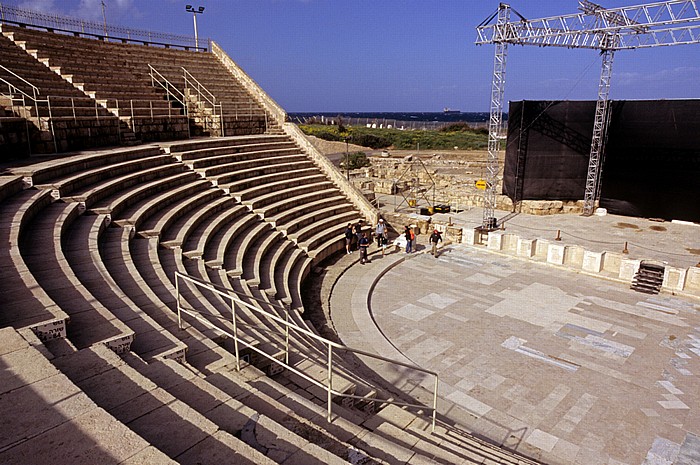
[
  {"left": 350, "top": 134, "right": 391, "bottom": 149},
  {"left": 341, "top": 151, "right": 370, "bottom": 169}
]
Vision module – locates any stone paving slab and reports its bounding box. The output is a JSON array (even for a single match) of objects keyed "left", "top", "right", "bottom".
[{"left": 332, "top": 241, "right": 700, "bottom": 465}]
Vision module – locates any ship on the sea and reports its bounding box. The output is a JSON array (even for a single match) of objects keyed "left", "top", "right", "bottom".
[{"left": 443, "top": 107, "right": 461, "bottom": 114}]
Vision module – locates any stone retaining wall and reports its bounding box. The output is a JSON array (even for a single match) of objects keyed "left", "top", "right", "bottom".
[{"left": 458, "top": 226, "right": 700, "bottom": 298}]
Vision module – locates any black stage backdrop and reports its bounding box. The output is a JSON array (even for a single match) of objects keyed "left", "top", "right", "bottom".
[{"left": 504, "top": 99, "right": 700, "bottom": 222}]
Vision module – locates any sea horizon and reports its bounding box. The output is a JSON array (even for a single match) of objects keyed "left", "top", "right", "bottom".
[{"left": 288, "top": 111, "right": 507, "bottom": 124}]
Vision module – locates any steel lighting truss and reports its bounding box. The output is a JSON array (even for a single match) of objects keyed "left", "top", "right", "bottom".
[{"left": 476, "top": 0, "right": 700, "bottom": 226}]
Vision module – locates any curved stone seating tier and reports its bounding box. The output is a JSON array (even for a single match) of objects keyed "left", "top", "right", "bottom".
[
  {"left": 159, "top": 195, "right": 236, "bottom": 249},
  {"left": 137, "top": 187, "right": 226, "bottom": 239},
  {"left": 64, "top": 212, "right": 186, "bottom": 361},
  {"left": 65, "top": 161, "right": 183, "bottom": 210},
  {"left": 50, "top": 344, "right": 277, "bottom": 464},
  {"left": 89, "top": 170, "right": 197, "bottom": 219},
  {"left": 164, "top": 135, "right": 290, "bottom": 158},
  {"left": 201, "top": 210, "right": 261, "bottom": 269},
  {"left": 125, "top": 353, "right": 348, "bottom": 465},
  {"left": 181, "top": 203, "right": 250, "bottom": 259},
  {"left": 110, "top": 178, "right": 214, "bottom": 230},
  {"left": 243, "top": 230, "right": 287, "bottom": 289},
  {"left": 192, "top": 149, "right": 303, "bottom": 178},
  {"left": 33, "top": 150, "right": 170, "bottom": 199},
  {"left": 178, "top": 143, "right": 298, "bottom": 168},
  {"left": 223, "top": 219, "right": 274, "bottom": 277},
  {"left": 103, "top": 226, "right": 250, "bottom": 371},
  {"left": 21, "top": 200, "right": 134, "bottom": 352},
  {"left": 276, "top": 197, "right": 354, "bottom": 236},
  {"left": 0, "top": 188, "right": 69, "bottom": 339},
  {"left": 0, "top": 328, "right": 173, "bottom": 464},
  {"left": 245, "top": 181, "right": 334, "bottom": 211},
  {"left": 13, "top": 145, "right": 162, "bottom": 187},
  {"left": 257, "top": 187, "right": 342, "bottom": 221}
]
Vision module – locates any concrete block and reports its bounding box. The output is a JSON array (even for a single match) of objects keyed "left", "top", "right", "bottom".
[
  {"left": 684, "top": 266, "right": 700, "bottom": 293},
  {"left": 461, "top": 227, "right": 478, "bottom": 245},
  {"left": 663, "top": 267, "right": 686, "bottom": 291},
  {"left": 501, "top": 233, "right": 518, "bottom": 253},
  {"left": 564, "top": 245, "right": 585, "bottom": 268},
  {"left": 582, "top": 250, "right": 605, "bottom": 273},
  {"left": 517, "top": 238, "right": 536, "bottom": 258},
  {"left": 619, "top": 259, "right": 641, "bottom": 281},
  {"left": 547, "top": 243, "right": 566, "bottom": 265},
  {"left": 535, "top": 239, "right": 550, "bottom": 259},
  {"left": 603, "top": 252, "right": 623, "bottom": 274},
  {"left": 487, "top": 231, "right": 505, "bottom": 251}
]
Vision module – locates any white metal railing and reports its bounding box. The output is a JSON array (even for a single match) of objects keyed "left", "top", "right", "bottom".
[
  {"left": 0, "top": 2, "right": 208, "bottom": 51},
  {"left": 174, "top": 271, "right": 439, "bottom": 431},
  {"left": 148, "top": 64, "right": 190, "bottom": 138},
  {"left": 0, "top": 65, "right": 55, "bottom": 152},
  {"left": 182, "top": 67, "right": 224, "bottom": 136}
]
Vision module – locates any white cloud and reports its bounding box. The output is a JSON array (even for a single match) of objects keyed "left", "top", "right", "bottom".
[{"left": 17, "top": 0, "right": 60, "bottom": 13}]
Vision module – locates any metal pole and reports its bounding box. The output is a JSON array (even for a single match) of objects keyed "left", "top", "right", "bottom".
[
  {"left": 192, "top": 12, "right": 199, "bottom": 49},
  {"left": 327, "top": 344, "right": 333, "bottom": 422},
  {"left": 176, "top": 275, "right": 182, "bottom": 329},
  {"left": 101, "top": 0, "right": 107, "bottom": 38},
  {"left": 285, "top": 312, "right": 290, "bottom": 365},
  {"left": 232, "top": 300, "right": 241, "bottom": 372},
  {"left": 432, "top": 375, "right": 439, "bottom": 433}
]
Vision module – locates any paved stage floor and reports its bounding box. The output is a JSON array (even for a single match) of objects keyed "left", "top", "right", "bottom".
[{"left": 348, "top": 243, "right": 700, "bottom": 465}]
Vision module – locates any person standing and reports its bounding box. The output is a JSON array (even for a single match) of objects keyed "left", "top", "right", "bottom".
[
  {"left": 359, "top": 232, "right": 370, "bottom": 264},
  {"left": 344, "top": 223, "right": 354, "bottom": 254},
  {"left": 353, "top": 220, "right": 363, "bottom": 251},
  {"left": 429, "top": 229, "right": 442, "bottom": 257},
  {"left": 375, "top": 218, "right": 387, "bottom": 248},
  {"left": 404, "top": 226, "right": 413, "bottom": 254}
]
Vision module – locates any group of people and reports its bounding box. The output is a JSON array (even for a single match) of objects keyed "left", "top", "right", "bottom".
[
  {"left": 402, "top": 225, "right": 442, "bottom": 256},
  {"left": 345, "top": 219, "right": 443, "bottom": 263}
]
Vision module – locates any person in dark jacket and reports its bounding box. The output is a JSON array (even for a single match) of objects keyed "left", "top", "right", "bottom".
[
  {"left": 359, "top": 232, "right": 370, "bottom": 264},
  {"left": 344, "top": 223, "right": 354, "bottom": 254},
  {"left": 429, "top": 229, "right": 442, "bottom": 257}
]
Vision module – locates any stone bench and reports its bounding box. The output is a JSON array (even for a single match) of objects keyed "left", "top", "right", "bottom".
[
  {"left": 257, "top": 187, "right": 341, "bottom": 221},
  {"left": 90, "top": 170, "right": 198, "bottom": 219},
  {"left": 22, "top": 201, "right": 134, "bottom": 353},
  {"left": 66, "top": 212, "right": 187, "bottom": 362},
  {"left": 0, "top": 327, "right": 173, "bottom": 464},
  {"left": 245, "top": 181, "right": 334, "bottom": 211},
  {"left": 11, "top": 145, "right": 162, "bottom": 187},
  {"left": 52, "top": 344, "right": 274, "bottom": 464},
  {"left": 125, "top": 353, "right": 346, "bottom": 464},
  {"left": 193, "top": 149, "right": 302, "bottom": 176},
  {"left": 0, "top": 189, "right": 69, "bottom": 340},
  {"left": 200, "top": 211, "right": 260, "bottom": 269}
]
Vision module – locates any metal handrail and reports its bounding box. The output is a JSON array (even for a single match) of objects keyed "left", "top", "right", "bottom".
[
  {"left": 175, "top": 271, "right": 438, "bottom": 431},
  {"left": 182, "top": 67, "right": 224, "bottom": 136},
  {"left": 148, "top": 64, "right": 186, "bottom": 106},
  {"left": 0, "top": 64, "right": 39, "bottom": 100}
]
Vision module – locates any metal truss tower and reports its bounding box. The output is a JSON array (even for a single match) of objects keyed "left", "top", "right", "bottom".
[{"left": 476, "top": 0, "right": 700, "bottom": 227}]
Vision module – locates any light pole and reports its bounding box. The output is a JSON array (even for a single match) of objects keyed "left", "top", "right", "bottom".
[{"left": 185, "top": 5, "right": 205, "bottom": 50}]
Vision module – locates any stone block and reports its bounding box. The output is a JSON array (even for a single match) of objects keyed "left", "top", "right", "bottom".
[
  {"left": 684, "top": 266, "right": 700, "bottom": 293},
  {"left": 564, "top": 245, "right": 585, "bottom": 268},
  {"left": 462, "top": 227, "right": 478, "bottom": 246},
  {"left": 487, "top": 231, "right": 505, "bottom": 251},
  {"left": 547, "top": 243, "right": 566, "bottom": 265},
  {"left": 517, "top": 238, "right": 536, "bottom": 258},
  {"left": 603, "top": 252, "right": 623, "bottom": 274},
  {"left": 663, "top": 267, "right": 687, "bottom": 291},
  {"left": 501, "top": 234, "right": 518, "bottom": 253},
  {"left": 535, "top": 239, "right": 550, "bottom": 259},
  {"left": 582, "top": 250, "right": 605, "bottom": 273},
  {"left": 618, "top": 258, "right": 641, "bottom": 281}
]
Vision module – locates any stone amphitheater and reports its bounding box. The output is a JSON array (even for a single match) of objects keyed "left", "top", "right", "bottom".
[{"left": 1, "top": 14, "right": 700, "bottom": 465}]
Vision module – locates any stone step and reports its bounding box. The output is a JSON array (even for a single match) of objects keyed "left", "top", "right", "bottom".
[
  {"left": 0, "top": 327, "right": 173, "bottom": 464},
  {"left": 52, "top": 344, "right": 275, "bottom": 464},
  {"left": 125, "top": 354, "right": 350, "bottom": 464}
]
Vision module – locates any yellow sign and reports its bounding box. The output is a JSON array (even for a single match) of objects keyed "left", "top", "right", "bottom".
[{"left": 475, "top": 180, "right": 487, "bottom": 190}]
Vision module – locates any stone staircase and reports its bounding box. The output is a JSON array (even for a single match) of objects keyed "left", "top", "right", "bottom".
[{"left": 631, "top": 260, "right": 665, "bottom": 294}]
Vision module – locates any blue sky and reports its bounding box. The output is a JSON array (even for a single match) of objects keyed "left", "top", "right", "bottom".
[{"left": 6, "top": 0, "right": 700, "bottom": 111}]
